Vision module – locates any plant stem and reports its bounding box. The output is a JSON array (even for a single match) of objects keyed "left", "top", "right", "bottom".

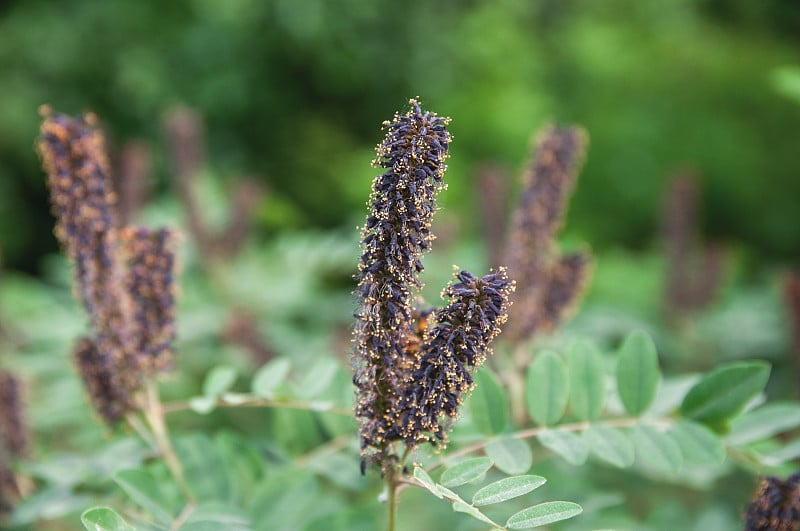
[
  {"left": 425, "top": 416, "right": 673, "bottom": 474},
  {"left": 142, "top": 380, "right": 195, "bottom": 503},
  {"left": 387, "top": 471, "right": 398, "bottom": 531},
  {"left": 169, "top": 503, "right": 196, "bottom": 531},
  {"left": 125, "top": 412, "right": 156, "bottom": 449},
  {"left": 161, "top": 395, "right": 353, "bottom": 416}
]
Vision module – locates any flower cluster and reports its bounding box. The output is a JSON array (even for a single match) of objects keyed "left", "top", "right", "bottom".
[
  {"left": 745, "top": 472, "right": 800, "bottom": 531},
  {"left": 72, "top": 337, "right": 132, "bottom": 426},
  {"left": 119, "top": 227, "right": 177, "bottom": 371},
  {"left": 38, "top": 109, "right": 178, "bottom": 426},
  {"left": 505, "top": 124, "right": 590, "bottom": 342},
  {"left": 0, "top": 371, "right": 25, "bottom": 519},
  {"left": 0, "top": 371, "right": 27, "bottom": 458},
  {"left": 398, "top": 269, "right": 512, "bottom": 445},
  {"left": 354, "top": 100, "right": 513, "bottom": 470},
  {"left": 354, "top": 99, "right": 451, "bottom": 465}
]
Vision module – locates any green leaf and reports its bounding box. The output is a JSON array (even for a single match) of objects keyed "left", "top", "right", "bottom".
[
  {"left": 249, "top": 469, "right": 320, "bottom": 530},
  {"left": 440, "top": 457, "right": 494, "bottom": 487},
  {"left": 220, "top": 392, "right": 249, "bottom": 405},
  {"left": 472, "top": 475, "right": 547, "bottom": 506},
  {"left": 177, "top": 503, "right": 251, "bottom": 531},
  {"left": 306, "top": 451, "right": 366, "bottom": 492},
  {"left": 113, "top": 469, "right": 174, "bottom": 523},
  {"left": 630, "top": 424, "right": 683, "bottom": 472},
  {"left": 202, "top": 366, "right": 237, "bottom": 397},
  {"left": 756, "top": 439, "right": 800, "bottom": 466},
  {"left": 214, "top": 432, "right": 265, "bottom": 502},
  {"left": 538, "top": 428, "right": 589, "bottom": 465},
  {"left": 485, "top": 436, "right": 533, "bottom": 475},
  {"left": 435, "top": 484, "right": 460, "bottom": 500},
  {"left": 296, "top": 357, "right": 339, "bottom": 399},
  {"left": 506, "top": 501, "right": 583, "bottom": 529},
  {"left": 616, "top": 330, "right": 660, "bottom": 416},
  {"left": 189, "top": 396, "right": 217, "bottom": 415},
  {"left": 413, "top": 467, "right": 443, "bottom": 499},
  {"left": 175, "top": 434, "right": 234, "bottom": 503},
  {"left": 567, "top": 340, "right": 606, "bottom": 421},
  {"left": 251, "top": 359, "right": 292, "bottom": 398},
  {"left": 727, "top": 402, "right": 800, "bottom": 446},
  {"left": 11, "top": 486, "right": 92, "bottom": 524},
  {"left": 670, "top": 420, "right": 725, "bottom": 465},
  {"left": 526, "top": 351, "right": 568, "bottom": 426},
  {"left": 583, "top": 425, "right": 634, "bottom": 468},
  {"left": 469, "top": 368, "right": 509, "bottom": 435},
  {"left": 680, "top": 361, "right": 771, "bottom": 425},
  {"left": 81, "top": 507, "right": 134, "bottom": 531},
  {"left": 452, "top": 501, "right": 499, "bottom": 527}
]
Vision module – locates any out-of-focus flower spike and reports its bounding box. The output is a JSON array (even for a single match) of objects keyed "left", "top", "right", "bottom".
[
  {"left": 119, "top": 227, "right": 178, "bottom": 371},
  {"left": 0, "top": 371, "right": 27, "bottom": 458},
  {"left": 38, "top": 107, "right": 117, "bottom": 258},
  {"left": 539, "top": 251, "right": 592, "bottom": 333},
  {"left": 72, "top": 337, "right": 134, "bottom": 426},
  {"left": 744, "top": 473, "right": 800, "bottom": 531},
  {"left": 505, "top": 124, "right": 589, "bottom": 342}
]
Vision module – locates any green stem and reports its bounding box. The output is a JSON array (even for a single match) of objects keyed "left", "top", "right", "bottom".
[
  {"left": 387, "top": 472, "right": 398, "bottom": 531},
  {"left": 143, "top": 381, "right": 195, "bottom": 503},
  {"left": 424, "top": 416, "right": 673, "bottom": 475},
  {"left": 162, "top": 395, "right": 353, "bottom": 416}
]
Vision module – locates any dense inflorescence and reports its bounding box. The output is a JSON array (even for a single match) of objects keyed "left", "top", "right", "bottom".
[
  {"left": 120, "top": 227, "right": 178, "bottom": 371},
  {"left": 0, "top": 371, "right": 27, "bottom": 458},
  {"left": 0, "top": 371, "right": 25, "bottom": 520},
  {"left": 505, "top": 124, "right": 590, "bottom": 342},
  {"left": 0, "top": 463, "right": 18, "bottom": 518},
  {"left": 354, "top": 99, "right": 451, "bottom": 465},
  {"left": 72, "top": 337, "right": 133, "bottom": 426},
  {"left": 38, "top": 110, "right": 117, "bottom": 259},
  {"left": 354, "top": 100, "right": 514, "bottom": 470},
  {"left": 38, "top": 109, "right": 178, "bottom": 426},
  {"left": 662, "top": 174, "right": 724, "bottom": 314},
  {"left": 745, "top": 473, "right": 800, "bottom": 531},
  {"left": 398, "top": 269, "right": 513, "bottom": 445},
  {"left": 539, "top": 252, "right": 591, "bottom": 330}
]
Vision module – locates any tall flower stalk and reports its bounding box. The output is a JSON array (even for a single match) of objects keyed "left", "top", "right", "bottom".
[
  {"left": 353, "top": 99, "right": 513, "bottom": 529},
  {"left": 505, "top": 124, "right": 590, "bottom": 343},
  {"left": 354, "top": 99, "right": 452, "bottom": 469},
  {"left": 38, "top": 108, "right": 191, "bottom": 500}
]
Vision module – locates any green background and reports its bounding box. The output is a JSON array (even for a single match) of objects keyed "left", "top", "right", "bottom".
[{"left": 1, "top": 0, "right": 799, "bottom": 273}]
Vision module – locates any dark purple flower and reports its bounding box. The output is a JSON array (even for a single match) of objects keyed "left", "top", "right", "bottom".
[
  {"left": 354, "top": 99, "right": 451, "bottom": 466},
  {"left": 72, "top": 337, "right": 134, "bottom": 426},
  {"left": 119, "top": 227, "right": 178, "bottom": 370},
  {"left": 745, "top": 473, "right": 800, "bottom": 531},
  {"left": 39, "top": 110, "right": 179, "bottom": 426},
  {"left": 0, "top": 371, "right": 27, "bottom": 457},
  {"left": 505, "top": 124, "right": 589, "bottom": 341},
  {"left": 398, "top": 269, "right": 513, "bottom": 446}
]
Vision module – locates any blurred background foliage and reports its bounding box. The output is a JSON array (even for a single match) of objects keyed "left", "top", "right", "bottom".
[
  {"left": 0, "top": 0, "right": 799, "bottom": 273},
  {"left": 1, "top": 0, "right": 800, "bottom": 529}
]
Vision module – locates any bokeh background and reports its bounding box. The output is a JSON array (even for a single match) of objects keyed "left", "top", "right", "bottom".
[
  {"left": 1, "top": 0, "right": 799, "bottom": 274},
  {"left": 2, "top": 1, "right": 800, "bottom": 529}
]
